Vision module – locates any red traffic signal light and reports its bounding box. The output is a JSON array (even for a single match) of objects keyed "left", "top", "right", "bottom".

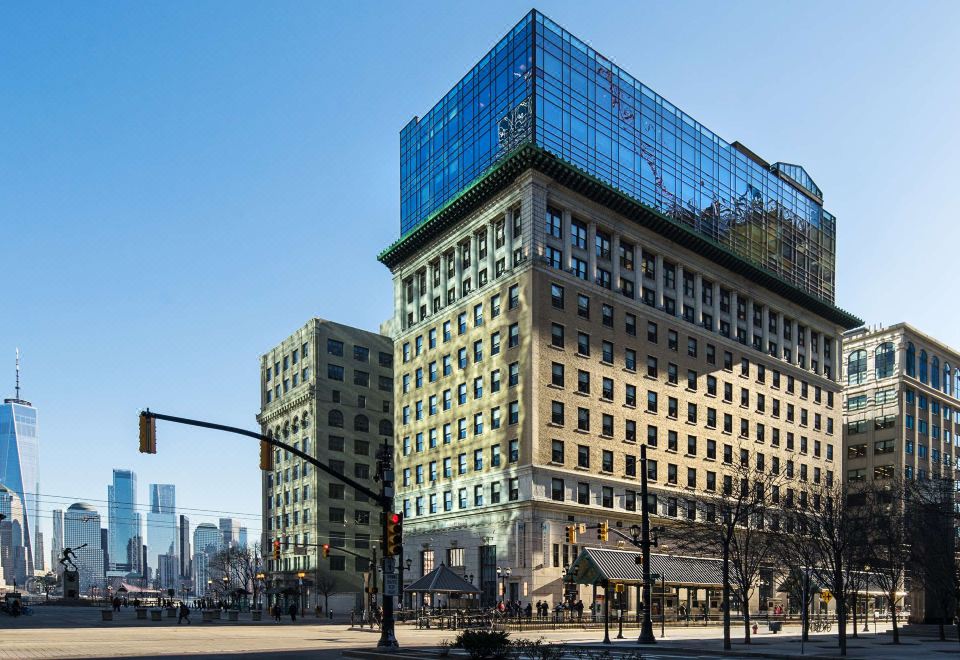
[
  {"left": 385, "top": 512, "right": 403, "bottom": 556},
  {"left": 322, "top": 543, "right": 330, "bottom": 559},
  {"left": 273, "top": 540, "right": 280, "bottom": 561}
]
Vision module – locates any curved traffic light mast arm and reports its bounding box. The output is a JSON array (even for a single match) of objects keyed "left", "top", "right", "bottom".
[{"left": 140, "top": 410, "right": 389, "bottom": 507}]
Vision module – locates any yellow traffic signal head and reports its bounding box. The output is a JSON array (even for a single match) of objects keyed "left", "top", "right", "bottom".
[
  {"left": 273, "top": 539, "right": 280, "bottom": 561},
  {"left": 598, "top": 520, "right": 609, "bottom": 542},
  {"left": 139, "top": 412, "right": 156, "bottom": 454},
  {"left": 385, "top": 512, "right": 403, "bottom": 556},
  {"left": 259, "top": 440, "right": 273, "bottom": 471}
]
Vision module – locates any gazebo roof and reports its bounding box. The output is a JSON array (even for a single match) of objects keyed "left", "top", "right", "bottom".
[
  {"left": 405, "top": 562, "right": 480, "bottom": 594},
  {"left": 569, "top": 547, "right": 723, "bottom": 587}
]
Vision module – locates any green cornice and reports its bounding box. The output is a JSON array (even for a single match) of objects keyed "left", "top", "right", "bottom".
[{"left": 378, "top": 145, "right": 862, "bottom": 330}]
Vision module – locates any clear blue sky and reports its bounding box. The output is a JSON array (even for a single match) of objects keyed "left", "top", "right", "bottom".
[{"left": 2, "top": 1, "right": 958, "bottom": 557}]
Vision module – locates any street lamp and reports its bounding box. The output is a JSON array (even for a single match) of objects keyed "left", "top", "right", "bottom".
[
  {"left": 297, "top": 570, "right": 306, "bottom": 614},
  {"left": 496, "top": 566, "right": 511, "bottom": 605},
  {"left": 255, "top": 572, "right": 266, "bottom": 610},
  {"left": 863, "top": 565, "right": 871, "bottom": 633},
  {"left": 634, "top": 446, "right": 662, "bottom": 645}
]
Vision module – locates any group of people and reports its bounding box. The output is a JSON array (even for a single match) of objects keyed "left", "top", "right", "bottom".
[
  {"left": 271, "top": 602, "right": 299, "bottom": 622},
  {"left": 494, "top": 599, "right": 586, "bottom": 621}
]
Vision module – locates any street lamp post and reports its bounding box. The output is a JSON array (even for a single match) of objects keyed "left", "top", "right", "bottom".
[
  {"left": 863, "top": 566, "right": 871, "bottom": 633},
  {"left": 637, "top": 443, "right": 658, "bottom": 644},
  {"left": 297, "top": 570, "right": 306, "bottom": 615},
  {"left": 496, "top": 566, "right": 511, "bottom": 606},
  {"left": 255, "top": 572, "right": 266, "bottom": 610},
  {"left": 222, "top": 575, "right": 230, "bottom": 608}
]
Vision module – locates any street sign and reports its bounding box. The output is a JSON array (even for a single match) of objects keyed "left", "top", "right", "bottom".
[
  {"left": 384, "top": 574, "right": 398, "bottom": 597},
  {"left": 383, "top": 557, "right": 396, "bottom": 574},
  {"left": 820, "top": 589, "right": 832, "bottom": 604}
]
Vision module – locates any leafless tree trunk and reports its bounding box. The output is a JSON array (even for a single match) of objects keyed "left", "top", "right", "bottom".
[{"left": 668, "top": 443, "right": 785, "bottom": 649}]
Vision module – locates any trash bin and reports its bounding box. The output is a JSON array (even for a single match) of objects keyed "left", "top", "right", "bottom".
[
  {"left": 150, "top": 609, "right": 162, "bottom": 621},
  {"left": 135, "top": 607, "right": 148, "bottom": 620},
  {"left": 768, "top": 620, "right": 782, "bottom": 633}
]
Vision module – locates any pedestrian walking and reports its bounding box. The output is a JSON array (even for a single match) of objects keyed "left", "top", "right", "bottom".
[
  {"left": 289, "top": 602, "right": 298, "bottom": 622},
  {"left": 178, "top": 602, "right": 191, "bottom": 625},
  {"left": 273, "top": 604, "right": 282, "bottom": 622}
]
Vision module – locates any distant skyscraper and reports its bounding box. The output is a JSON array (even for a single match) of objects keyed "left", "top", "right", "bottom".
[
  {"left": 100, "top": 528, "right": 109, "bottom": 574},
  {"left": 0, "top": 351, "right": 39, "bottom": 581},
  {"left": 34, "top": 531, "right": 44, "bottom": 572},
  {"left": 238, "top": 527, "right": 247, "bottom": 549},
  {"left": 108, "top": 469, "right": 139, "bottom": 571},
  {"left": 0, "top": 484, "right": 27, "bottom": 586},
  {"left": 192, "top": 523, "right": 221, "bottom": 597},
  {"left": 147, "top": 484, "right": 176, "bottom": 583},
  {"left": 218, "top": 518, "right": 241, "bottom": 549},
  {"left": 51, "top": 508, "right": 63, "bottom": 575},
  {"left": 178, "top": 515, "right": 191, "bottom": 579},
  {"left": 64, "top": 502, "right": 104, "bottom": 592}
]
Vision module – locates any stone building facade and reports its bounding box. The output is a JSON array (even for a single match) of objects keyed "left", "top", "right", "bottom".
[{"left": 258, "top": 319, "right": 393, "bottom": 612}]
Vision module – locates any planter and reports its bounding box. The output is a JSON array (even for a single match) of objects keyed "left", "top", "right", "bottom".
[
  {"left": 166, "top": 607, "right": 177, "bottom": 618},
  {"left": 228, "top": 610, "right": 239, "bottom": 621},
  {"left": 252, "top": 610, "right": 263, "bottom": 621},
  {"left": 150, "top": 609, "right": 163, "bottom": 621},
  {"left": 101, "top": 609, "right": 113, "bottom": 621},
  {"left": 202, "top": 610, "right": 215, "bottom": 622},
  {"left": 135, "top": 607, "right": 148, "bottom": 620}
]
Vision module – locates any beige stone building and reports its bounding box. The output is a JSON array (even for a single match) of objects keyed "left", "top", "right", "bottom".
[
  {"left": 841, "top": 323, "right": 960, "bottom": 621},
  {"left": 257, "top": 319, "right": 393, "bottom": 612},
  {"left": 380, "top": 162, "right": 861, "bottom": 612}
]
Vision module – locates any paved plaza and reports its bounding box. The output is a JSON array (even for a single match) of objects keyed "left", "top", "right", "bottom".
[{"left": 0, "top": 606, "right": 958, "bottom": 659}]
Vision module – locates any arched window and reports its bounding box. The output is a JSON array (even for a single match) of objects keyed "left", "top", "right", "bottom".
[
  {"left": 847, "top": 349, "right": 867, "bottom": 385},
  {"left": 944, "top": 363, "right": 951, "bottom": 396},
  {"left": 354, "top": 414, "right": 369, "bottom": 432},
  {"left": 956, "top": 368, "right": 960, "bottom": 398},
  {"left": 292, "top": 416, "right": 300, "bottom": 433},
  {"left": 874, "top": 342, "right": 895, "bottom": 379},
  {"left": 931, "top": 356, "right": 940, "bottom": 389},
  {"left": 919, "top": 350, "right": 928, "bottom": 383},
  {"left": 301, "top": 412, "right": 310, "bottom": 428},
  {"left": 906, "top": 343, "right": 916, "bottom": 377},
  {"left": 328, "top": 409, "right": 343, "bottom": 428},
  {"left": 378, "top": 419, "right": 393, "bottom": 437}
]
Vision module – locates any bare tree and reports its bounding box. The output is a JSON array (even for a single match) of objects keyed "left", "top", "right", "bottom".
[
  {"left": 668, "top": 442, "right": 785, "bottom": 649},
  {"left": 781, "top": 480, "right": 870, "bottom": 656},
  {"left": 314, "top": 569, "right": 340, "bottom": 615},
  {"left": 859, "top": 477, "right": 911, "bottom": 644},
  {"left": 907, "top": 476, "right": 959, "bottom": 643},
  {"left": 209, "top": 543, "right": 262, "bottom": 607}
]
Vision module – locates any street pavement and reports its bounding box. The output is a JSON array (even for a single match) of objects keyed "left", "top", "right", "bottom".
[{"left": 0, "top": 606, "right": 958, "bottom": 659}]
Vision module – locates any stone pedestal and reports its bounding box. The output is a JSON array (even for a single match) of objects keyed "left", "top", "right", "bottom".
[
  {"left": 62, "top": 569, "right": 81, "bottom": 600},
  {"left": 150, "top": 609, "right": 162, "bottom": 621},
  {"left": 136, "top": 607, "right": 147, "bottom": 619},
  {"left": 202, "top": 610, "right": 214, "bottom": 622},
  {"left": 228, "top": 610, "right": 239, "bottom": 621}
]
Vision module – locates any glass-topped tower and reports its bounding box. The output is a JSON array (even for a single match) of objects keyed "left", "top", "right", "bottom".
[
  {"left": 0, "top": 353, "right": 39, "bottom": 582},
  {"left": 107, "top": 469, "right": 140, "bottom": 572},
  {"left": 64, "top": 502, "right": 105, "bottom": 593},
  {"left": 394, "top": 10, "right": 836, "bottom": 302}
]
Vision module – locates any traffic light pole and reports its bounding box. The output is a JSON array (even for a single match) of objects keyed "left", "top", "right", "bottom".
[
  {"left": 638, "top": 444, "right": 656, "bottom": 644},
  {"left": 139, "top": 411, "right": 399, "bottom": 648}
]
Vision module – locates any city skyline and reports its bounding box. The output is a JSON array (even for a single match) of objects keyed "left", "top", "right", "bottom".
[{"left": 3, "top": 0, "right": 960, "bottom": 586}]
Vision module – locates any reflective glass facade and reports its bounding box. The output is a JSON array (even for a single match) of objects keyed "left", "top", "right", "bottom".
[
  {"left": 399, "top": 10, "right": 837, "bottom": 302},
  {"left": 0, "top": 401, "right": 39, "bottom": 579},
  {"left": 108, "top": 469, "right": 140, "bottom": 571},
  {"left": 147, "top": 483, "right": 176, "bottom": 578},
  {"left": 64, "top": 502, "right": 104, "bottom": 592}
]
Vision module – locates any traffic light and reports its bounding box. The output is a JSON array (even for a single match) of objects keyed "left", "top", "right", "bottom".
[
  {"left": 614, "top": 583, "right": 624, "bottom": 594},
  {"left": 259, "top": 440, "right": 273, "bottom": 471},
  {"left": 322, "top": 543, "right": 330, "bottom": 559},
  {"left": 138, "top": 412, "right": 156, "bottom": 454},
  {"left": 565, "top": 525, "right": 577, "bottom": 544},
  {"left": 273, "top": 540, "right": 280, "bottom": 561},
  {"left": 597, "top": 520, "right": 609, "bottom": 542},
  {"left": 385, "top": 512, "right": 403, "bottom": 556}
]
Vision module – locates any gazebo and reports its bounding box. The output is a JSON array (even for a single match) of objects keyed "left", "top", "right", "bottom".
[{"left": 405, "top": 563, "right": 480, "bottom": 611}]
